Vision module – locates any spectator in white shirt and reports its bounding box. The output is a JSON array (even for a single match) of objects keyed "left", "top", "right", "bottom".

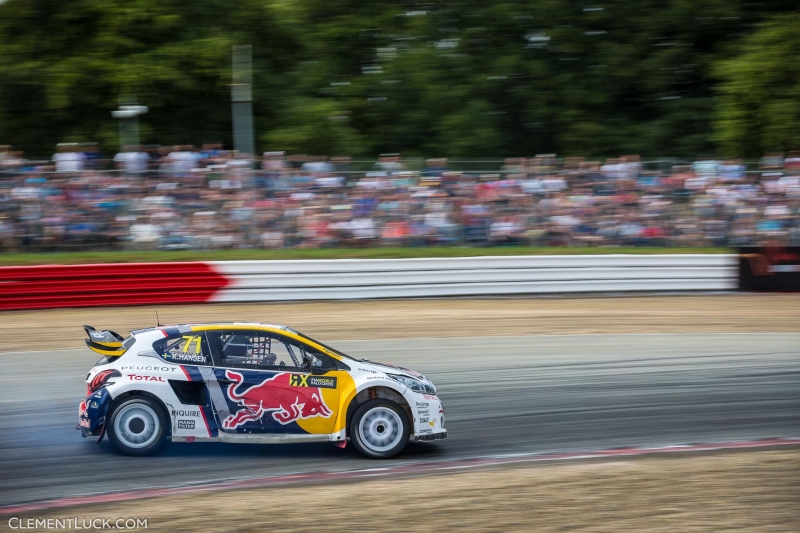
[
  {"left": 52, "top": 144, "right": 85, "bottom": 173},
  {"left": 113, "top": 146, "right": 150, "bottom": 174}
]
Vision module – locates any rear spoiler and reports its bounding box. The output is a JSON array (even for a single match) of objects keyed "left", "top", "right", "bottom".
[{"left": 84, "top": 325, "right": 128, "bottom": 357}]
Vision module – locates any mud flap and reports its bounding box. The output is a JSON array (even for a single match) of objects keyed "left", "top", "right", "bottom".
[
  {"left": 95, "top": 425, "right": 106, "bottom": 444},
  {"left": 334, "top": 439, "right": 347, "bottom": 449}
]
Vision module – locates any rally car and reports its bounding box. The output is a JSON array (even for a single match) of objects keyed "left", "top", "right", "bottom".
[{"left": 78, "top": 323, "right": 445, "bottom": 459}]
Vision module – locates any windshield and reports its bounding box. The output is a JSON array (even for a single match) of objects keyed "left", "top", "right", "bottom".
[{"left": 288, "top": 329, "right": 355, "bottom": 360}]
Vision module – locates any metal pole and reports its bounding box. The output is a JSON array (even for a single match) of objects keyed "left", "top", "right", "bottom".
[
  {"left": 231, "top": 45, "right": 255, "bottom": 157},
  {"left": 112, "top": 95, "right": 146, "bottom": 150}
]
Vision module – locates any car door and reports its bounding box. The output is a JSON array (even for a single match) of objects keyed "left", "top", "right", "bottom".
[
  {"left": 205, "top": 330, "right": 340, "bottom": 436},
  {"left": 153, "top": 331, "right": 217, "bottom": 438}
]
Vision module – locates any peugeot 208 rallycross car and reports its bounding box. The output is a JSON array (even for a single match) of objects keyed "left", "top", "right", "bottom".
[{"left": 79, "top": 323, "right": 446, "bottom": 459}]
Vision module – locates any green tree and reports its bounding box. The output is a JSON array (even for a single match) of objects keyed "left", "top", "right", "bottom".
[
  {"left": 0, "top": 0, "right": 300, "bottom": 155},
  {"left": 0, "top": 0, "right": 797, "bottom": 158},
  {"left": 714, "top": 13, "right": 800, "bottom": 157}
]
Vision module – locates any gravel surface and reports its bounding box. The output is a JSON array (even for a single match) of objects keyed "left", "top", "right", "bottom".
[
  {"left": 8, "top": 448, "right": 799, "bottom": 532},
  {"left": 1, "top": 294, "right": 797, "bottom": 352}
]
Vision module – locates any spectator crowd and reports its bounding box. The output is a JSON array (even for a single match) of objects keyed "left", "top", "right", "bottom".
[{"left": 1, "top": 143, "right": 799, "bottom": 252}]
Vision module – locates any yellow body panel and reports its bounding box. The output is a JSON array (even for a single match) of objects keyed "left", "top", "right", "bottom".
[
  {"left": 91, "top": 340, "right": 123, "bottom": 348},
  {"left": 333, "top": 372, "right": 358, "bottom": 434},
  {"left": 85, "top": 343, "right": 127, "bottom": 357}
]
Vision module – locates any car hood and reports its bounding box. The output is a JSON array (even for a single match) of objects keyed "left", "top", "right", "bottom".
[{"left": 358, "top": 359, "right": 428, "bottom": 382}]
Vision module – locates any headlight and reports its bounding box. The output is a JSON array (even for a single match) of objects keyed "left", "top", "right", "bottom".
[{"left": 387, "top": 374, "right": 436, "bottom": 395}]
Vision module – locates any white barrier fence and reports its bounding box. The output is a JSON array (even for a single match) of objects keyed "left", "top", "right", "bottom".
[{"left": 210, "top": 254, "right": 738, "bottom": 302}]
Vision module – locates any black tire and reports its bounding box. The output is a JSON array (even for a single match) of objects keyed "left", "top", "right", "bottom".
[
  {"left": 350, "top": 399, "right": 410, "bottom": 459},
  {"left": 107, "top": 396, "right": 167, "bottom": 456}
]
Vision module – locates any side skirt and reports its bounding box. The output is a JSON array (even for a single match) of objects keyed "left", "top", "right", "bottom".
[{"left": 172, "top": 433, "right": 332, "bottom": 444}]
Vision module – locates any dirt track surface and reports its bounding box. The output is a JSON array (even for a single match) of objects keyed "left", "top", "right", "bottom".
[
  {"left": 10, "top": 448, "right": 799, "bottom": 533},
  {"left": 1, "top": 294, "right": 797, "bottom": 352}
]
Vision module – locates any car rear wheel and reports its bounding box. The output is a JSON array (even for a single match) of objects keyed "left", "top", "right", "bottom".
[
  {"left": 350, "top": 399, "right": 409, "bottom": 459},
  {"left": 107, "top": 397, "right": 167, "bottom": 456}
]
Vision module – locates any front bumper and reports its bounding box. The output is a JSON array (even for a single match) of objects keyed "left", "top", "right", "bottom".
[{"left": 414, "top": 430, "right": 447, "bottom": 442}]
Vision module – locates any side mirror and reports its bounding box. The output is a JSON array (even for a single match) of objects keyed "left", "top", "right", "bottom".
[{"left": 311, "top": 366, "right": 328, "bottom": 375}]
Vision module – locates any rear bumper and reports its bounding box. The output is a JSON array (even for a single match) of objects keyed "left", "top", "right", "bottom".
[{"left": 414, "top": 430, "right": 447, "bottom": 442}]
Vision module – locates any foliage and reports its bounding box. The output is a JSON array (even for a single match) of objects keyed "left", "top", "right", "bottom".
[
  {"left": 713, "top": 13, "right": 800, "bottom": 158},
  {"left": 0, "top": 0, "right": 796, "bottom": 157}
]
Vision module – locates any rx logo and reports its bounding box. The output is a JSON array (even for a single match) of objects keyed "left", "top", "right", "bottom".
[{"left": 289, "top": 374, "right": 309, "bottom": 387}]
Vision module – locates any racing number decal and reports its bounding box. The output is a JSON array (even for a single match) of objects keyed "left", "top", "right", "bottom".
[{"left": 182, "top": 336, "right": 202, "bottom": 354}]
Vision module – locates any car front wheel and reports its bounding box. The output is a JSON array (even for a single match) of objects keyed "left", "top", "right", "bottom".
[
  {"left": 107, "top": 396, "right": 167, "bottom": 456},
  {"left": 350, "top": 399, "right": 410, "bottom": 459}
]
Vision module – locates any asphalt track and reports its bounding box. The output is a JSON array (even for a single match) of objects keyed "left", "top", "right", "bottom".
[{"left": 0, "top": 333, "right": 798, "bottom": 507}]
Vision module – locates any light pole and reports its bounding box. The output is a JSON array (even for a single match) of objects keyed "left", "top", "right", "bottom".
[
  {"left": 231, "top": 45, "right": 255, "bottom": 158},
  {"left": 112, "top": 96, "right": 148, "bottom": 150}
]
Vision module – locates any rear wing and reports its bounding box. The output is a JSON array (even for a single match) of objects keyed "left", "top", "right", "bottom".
[{"left": 84, "top": 325, "right": 128, "bottom": 357}]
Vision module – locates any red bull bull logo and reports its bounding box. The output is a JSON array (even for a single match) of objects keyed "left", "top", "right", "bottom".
[{"left": 222, "top": 370, "right": 333, "bottom": 429}]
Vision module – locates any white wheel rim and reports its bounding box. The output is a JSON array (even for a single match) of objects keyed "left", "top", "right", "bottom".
[
  {"left": 358, "top": 407, "right": 403, "bottom": 453},
  {"left": 113, "top": 402, "right": 160, "bottom": 449}
]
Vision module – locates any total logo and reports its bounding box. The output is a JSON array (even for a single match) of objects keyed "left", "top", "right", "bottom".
[{"left": 127, "top": 374, "right": 166, "bottom": 382}]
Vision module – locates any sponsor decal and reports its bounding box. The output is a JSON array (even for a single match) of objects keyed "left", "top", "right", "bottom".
[
  {"left": 127, "top": 374, "right": 166, "bottom": 382},
  {"left": 422, "top": 394, "right": 438, "bottom": 401},
  {"left": 419, "top": 417, "right": 429, "bottom": 424},
  {"left": 172, "top": 409, "right": 201, "bottom": 417},
  {"left": 318, "top": 347, "right": 336, "bottom": 357},
  {"left": 309, "top": 376, "right": 337, "bottom": 389},
  {"left": 222, "top": 370, "right": 333, "bottom": 429},
  {"left": 79, "top": 418, "right": 91, "bottom": 428},
  {"left": 417, "top": 410, "right": 429, "bottom": 416},
  {"left": 358, "top": 368, "right": 378, "bottom": 374},
  {"left": 429, "top": 419, "right": 436, "bottom": 427},
  {"left": 121, "top": 365, "right": 176, "bottom": 372},
  {"left": 177, "top": 419, "right": 195, "bottom": 430},
  {"left": 288, "top": 374, "right": 338, "bottom": 389},
  {"left": 78, "top": 400, "right": 88, "bottom": 418},
  {"left": 419, "top": 428, "right": 432, "bottom": 434},
  {"left": 289, "top": 374, "right": 309, "bottom": 387},
  {"left": 415, "top": 402, "right": 429, "bottom": 408},
  {"left": 166, "top": 352, "right": 207, "bottom": 363}
]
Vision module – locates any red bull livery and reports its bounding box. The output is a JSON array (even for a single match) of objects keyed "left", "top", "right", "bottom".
[
  {"left": 77, "top": 323, "right": 446, "bottom": 459},
  {"left": 222, "top": 370, "right": 333, "bottom": 428}
]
